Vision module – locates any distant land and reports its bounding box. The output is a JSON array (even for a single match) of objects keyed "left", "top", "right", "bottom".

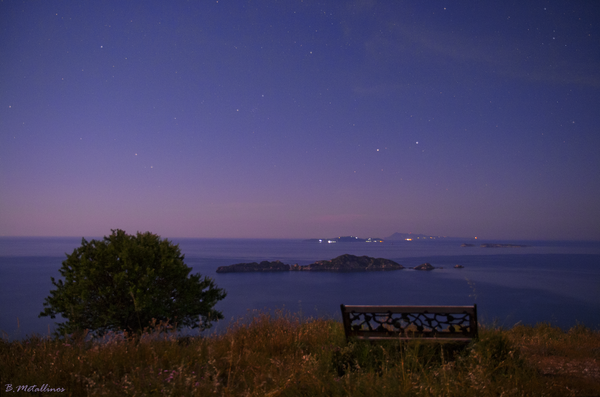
[
  {"left": 303, "top": 236, "right": 385, "bottom": 243},
  {"left": 303, "top": 232, "right": 452, "bottom": 243},
  {"left": 462, "top": 243, "right": 529, "bottom": 248},
  {"left": 302, "top": 232, "right": 531, "bottom": 248},
  {"left": 385, "top": 232, "right": 450, "bottom": 241}
]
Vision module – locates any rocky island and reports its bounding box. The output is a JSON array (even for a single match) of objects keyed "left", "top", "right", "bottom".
[
  {"left": 216, "top": 255, "right": 404, "bottom": 273},
  {"left": 292, "top": 254, "right": 403, "bottom": 272},
  {"left": 216, "top": 260, "right": 291, "bottom": 273},
  {"left": 412, "top": 263, "right": 436, "bottom": 271}
]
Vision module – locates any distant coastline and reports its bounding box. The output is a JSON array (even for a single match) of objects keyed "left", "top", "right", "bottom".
[
  {"left": 461, "top": 243, "right": 529, "bottom": 248},
  {"left": 303, "top": 236, "right": 384, "bottom": 244},
  {"left": 302, "top": 232, "right": 533, "bottom": 248},
  {"left": 303, "top": 232, "right": 452, "bottom": 244}
]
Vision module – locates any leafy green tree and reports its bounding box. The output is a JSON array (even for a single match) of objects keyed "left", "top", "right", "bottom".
[{"left": 39, "top": 229, "right": 226, "bottom": 337}]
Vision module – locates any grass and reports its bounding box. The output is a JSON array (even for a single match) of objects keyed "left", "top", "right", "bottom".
[{"left": 1, "top": 311, "right": 599, "bottom": 396}]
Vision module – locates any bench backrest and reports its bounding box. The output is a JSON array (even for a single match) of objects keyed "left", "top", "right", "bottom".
[{"left": 341, "top": 304, "right": 478, "bottom": 341}]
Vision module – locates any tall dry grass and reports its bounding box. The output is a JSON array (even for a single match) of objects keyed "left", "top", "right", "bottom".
[{"left": 1, "top": 310, "right": 598, "bottom": 396}]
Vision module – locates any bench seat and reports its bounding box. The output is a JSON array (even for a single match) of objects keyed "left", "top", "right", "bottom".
[{"left": 341, "top": 304, "right": 478, "bottom": 342}]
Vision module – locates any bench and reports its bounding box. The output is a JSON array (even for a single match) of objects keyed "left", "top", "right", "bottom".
[{"left": 340, "top": 304, "right": 478, "bottom": 342}]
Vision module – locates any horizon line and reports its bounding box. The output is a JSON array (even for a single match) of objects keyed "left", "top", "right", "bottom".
[{"left": 0, "top": 235, "right": 599, "bottom": 243}]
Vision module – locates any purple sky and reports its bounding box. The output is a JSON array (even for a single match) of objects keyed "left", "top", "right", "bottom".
[{"left": 1, "top": 1, "right": 599, "bottom": 240}]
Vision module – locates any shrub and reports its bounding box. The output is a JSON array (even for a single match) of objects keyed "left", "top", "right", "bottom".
[{"left": 39, "top": 229, "right": 226, "bottom": 337}]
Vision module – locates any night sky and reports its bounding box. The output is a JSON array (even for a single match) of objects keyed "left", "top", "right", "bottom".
[{"left": 1, "top": 1, "right": 599, "bottom": 240}]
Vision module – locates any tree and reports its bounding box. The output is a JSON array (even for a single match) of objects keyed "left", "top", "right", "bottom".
[{"left": 39, "top": 229, "right": 226, "bottom": 337}]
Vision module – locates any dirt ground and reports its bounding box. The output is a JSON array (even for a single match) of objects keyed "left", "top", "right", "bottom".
[{"left": 519, "top": 342, "right": 600, "bottom": 396}]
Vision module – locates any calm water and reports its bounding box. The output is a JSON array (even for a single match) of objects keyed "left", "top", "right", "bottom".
[{"left": 1, "top": 237, "right": 599, "bottom": 339}]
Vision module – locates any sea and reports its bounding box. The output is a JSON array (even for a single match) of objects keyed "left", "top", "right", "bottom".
[{"left": 1, "top": 237, "right": 599, "bottom": 339}]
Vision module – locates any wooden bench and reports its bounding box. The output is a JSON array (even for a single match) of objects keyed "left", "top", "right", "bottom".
[{"left": 341, "top": 304, "right": 478, "bottom": 342}]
